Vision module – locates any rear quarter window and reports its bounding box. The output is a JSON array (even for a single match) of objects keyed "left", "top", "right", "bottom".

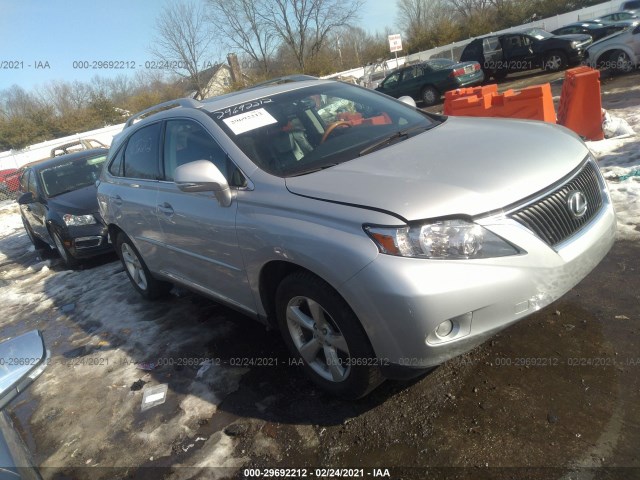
[{"left": 122, "top": 122, "right": 162, "bottom": 180}]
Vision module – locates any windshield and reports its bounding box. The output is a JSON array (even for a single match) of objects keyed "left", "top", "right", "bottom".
[
  {"left": 210, "top": 82, "right": 440, "bottom": 177},
  {"left": 524, "top": 28, "right": 553, "bottom": 39},
  {"left": 39, "top": 154, "right": 107, "bottom": 197}
]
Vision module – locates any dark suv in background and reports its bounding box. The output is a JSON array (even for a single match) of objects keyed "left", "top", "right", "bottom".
[{"left": 460, "top": 28, "right": 592, "bottom": 79}]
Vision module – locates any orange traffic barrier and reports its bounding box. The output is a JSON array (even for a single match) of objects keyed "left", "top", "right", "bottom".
[
  {"left": 444, "top": 85, "right": 498, "bottom": 114},
  {"left": 557, "top": 66, "right": 604, "bottom": 141},
  {"left": 445, "top": 83, "right": 556, "bottom": 123}
]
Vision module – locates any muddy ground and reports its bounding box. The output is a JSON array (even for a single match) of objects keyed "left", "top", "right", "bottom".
[{"left": 0, "top": 70, "right": 639, "bottom": 480}]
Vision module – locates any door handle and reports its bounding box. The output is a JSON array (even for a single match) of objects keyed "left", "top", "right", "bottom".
[
  {"left": 113, "top": 195, "right": 123, "bottom": 206},
  {"left": 157, "top": 202, "right": 174, "bottom": 215}
]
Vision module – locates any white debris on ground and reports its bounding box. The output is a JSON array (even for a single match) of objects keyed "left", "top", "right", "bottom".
[
  {"left": 588, "top": 82, "right": 640, "bottom": 241},
  {"left": 0, "top": 198, "right": 249, "bottom": 477}
]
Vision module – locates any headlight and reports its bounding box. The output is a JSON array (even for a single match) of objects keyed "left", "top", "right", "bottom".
[
  {"left": 364, "top": 219, "right": 519, "bottom": 259},
  {"left": 571, "top": 41, "right": 580, "bottom": 48},
  {"left": 63, "top": 214, "right": 96, "bottom": 226}
]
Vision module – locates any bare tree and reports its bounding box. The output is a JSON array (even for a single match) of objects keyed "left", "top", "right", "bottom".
[
  {"left": 207, "top": 0, "right": 276, "bottom": 75},
  {"left": 397, "top": 0, "right": 457, "bottom": 49},
  {"left": 266, "top": 0, "right": 364, "bottom": 72},
  {"left": 150, "top": 0, "right": 218, "bottom": 99}
]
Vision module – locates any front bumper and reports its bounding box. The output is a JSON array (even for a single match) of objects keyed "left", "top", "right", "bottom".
[
  {"left": 62, "top": 223, "right": 112, "bottom": 259},
  {"left": 568, "top": 49, "right": 587, "bottom": 65},
  {"left": 341, "top": 200, "right": 616, "bottom": 372}
]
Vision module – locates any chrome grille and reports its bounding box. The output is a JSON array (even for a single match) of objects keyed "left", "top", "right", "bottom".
[{"left": 509, "top": 161, "right": 604, "bottom": 247}]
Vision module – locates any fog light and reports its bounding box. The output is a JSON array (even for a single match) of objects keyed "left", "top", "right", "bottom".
[
  {"left": 435, "top": 319, "right": 454, "bottom": 338},
  {"left": 427, "top": 312, "right": 473, "bottom": 345}
]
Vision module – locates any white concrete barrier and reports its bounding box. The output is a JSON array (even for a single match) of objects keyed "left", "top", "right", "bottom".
[{"left": 0, "top": 123, "right": 125, "bottom": 170}]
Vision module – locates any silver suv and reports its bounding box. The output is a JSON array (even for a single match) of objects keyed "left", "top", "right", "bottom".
[{"left": 98, "top": 79, "right": 616, "bottom": 398}]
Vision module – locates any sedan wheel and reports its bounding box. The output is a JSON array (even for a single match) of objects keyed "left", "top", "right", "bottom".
[
  {"left": 52, "top": 230, "right": 77, "bottom": 268},
  {"left": 421, "top": 86, "right": 439, "bottom": 106},
  {"left": 276, "top": 271, "right": 384, "bottom": 398}
]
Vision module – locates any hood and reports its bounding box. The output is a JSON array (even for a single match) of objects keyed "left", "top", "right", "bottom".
[
  {"left": 551, "top": 33, "right": 592, "bottom": 42},
  {"left": 285, "top": 117, "right": 589, "bottom": 221},
  {"left": 589, "top": 28, "right": 630, "bottom": 48},
  {"left": 48, "top": 184, "right": 99, "bottom": 215}
]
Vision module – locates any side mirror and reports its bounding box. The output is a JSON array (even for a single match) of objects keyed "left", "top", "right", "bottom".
[
  {"left": 174, "top": 160, "right": 232, "bottom": 207},
  {"left": 398, "top": 96, "right": 417, "bottom": 108},
  {"left": 17, "top": 192, "right": 35, "bottom": 205},
  {"left": 0, "top": 330, "right": 49, "bottom": 411}
]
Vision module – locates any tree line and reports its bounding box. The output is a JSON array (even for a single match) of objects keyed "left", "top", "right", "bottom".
[{"left": 1, "top": 0, "right": 602, "bottom": 150}]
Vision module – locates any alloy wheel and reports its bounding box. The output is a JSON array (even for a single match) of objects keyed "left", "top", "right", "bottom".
[
  {"left": 121, "top": 242, "right": 148, "bottom": 291},
  {"left": 286, "top": 296, "right": 351, "bottom": 382}
]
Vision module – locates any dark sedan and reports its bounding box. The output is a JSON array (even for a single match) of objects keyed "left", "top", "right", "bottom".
[
  {"left": 375, "top": 59, "right": 484, "bottom": 106},
  {"left": 552, "top": 22, "right": 627, "bottom": 41},
  {"left": 17, "top": 149, "right": 112, "bottom": 267}
]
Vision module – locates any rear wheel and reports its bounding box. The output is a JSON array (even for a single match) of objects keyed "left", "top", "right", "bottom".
[
  {"left": 543, "top": 51, "right": 567, "bottom": 71},
  {"left": 420, "top": 86, "right": 439, "bottom": 106},
  {"left": 493, "top": 68, "right": 508, "bottom": 80},
  {"left": 275, "top": 271, "right": 384, "bottom": 399},
  {"left": 116, "top": 233, "right": 171, "bottom": 299}
]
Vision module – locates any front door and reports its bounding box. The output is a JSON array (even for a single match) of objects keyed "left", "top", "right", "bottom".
[{"left": 156, "top": 118, "right": 253, "bottom": 312}]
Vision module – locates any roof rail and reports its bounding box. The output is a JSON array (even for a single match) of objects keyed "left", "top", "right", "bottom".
[{"left": 124, "top": 98, "right": 201, "bottom": 128}]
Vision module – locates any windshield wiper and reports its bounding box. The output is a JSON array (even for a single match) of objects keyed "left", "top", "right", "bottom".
[
  {"left": 288, "top": 163, "right": 339, "bottom": 177},
  {"left": 358, "top": 125, "right": 430, "bottom": 157}
]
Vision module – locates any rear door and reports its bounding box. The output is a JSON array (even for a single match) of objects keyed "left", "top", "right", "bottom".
[
  {"left": 155, "top": 117, "right": 253, "bottom": 311},
  {"left": 482, "top": 37, "right": 504, "bottom": 72},
  {"left": 109, "top": 122, "right": 164, "bottom": 271},
  {"left": 399, "top": 65, "right": 426, "bottom": 98}
]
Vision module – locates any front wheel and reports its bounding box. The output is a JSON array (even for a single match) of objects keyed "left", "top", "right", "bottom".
[
  {"left": 51, "top": 229, "right": 78, "bottom": 268},
  {"left": 275, "top": 271, "right": 384, "bottom": 399},
  {"left": 543, "top": 51, "right": 567, "bottom": 71},
  {"left": 609, "top": 50, "right": 634, "bottom": 73},
  {"left": 420, "top": 86, "right": 439, "bottom": 106},
  {"left": 116, "top": 233, "right": 171, "bottom": 300}
]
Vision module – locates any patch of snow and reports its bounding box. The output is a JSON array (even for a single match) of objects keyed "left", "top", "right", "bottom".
[{"left": 587, "top": 95, "right": 640, "bottom": 241}]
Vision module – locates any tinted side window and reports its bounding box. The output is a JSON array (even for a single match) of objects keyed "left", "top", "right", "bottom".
[
  {"left": 484, "top": 37, "right": 501, "bottom": 52},
  {"left": 108, "top": 146, "right": 124, "bottom": 176},
  {"left": 123, "top": 122, "right": 162, "bottom": 180},
  {"left": 163, "top": 119, "right": 228, "bottom": 181}
]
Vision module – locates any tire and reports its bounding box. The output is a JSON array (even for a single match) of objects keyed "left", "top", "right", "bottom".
[
  {"left": 22, "top": 216, "right": 49, "bottom": 251},
  {"left": 543, "top": 51, "right": 567, "bottom": 72},
  {"left": 420, "top": 86, "right": 439, "bottom": 107},
  {"left": 493, "top": 68, "right": 508, "bottom": 80},
  {"left": 116, "top": 233, "right": 171, "bottom": 300},
  {"left": 51, "top": 228, "right": 78, "bottom": 268},
  {"left": 275, "top": 271, "right": 384, "bottom": 399},
  {"left": 609, "top": 50, "right": 634, "bottom": 74}
]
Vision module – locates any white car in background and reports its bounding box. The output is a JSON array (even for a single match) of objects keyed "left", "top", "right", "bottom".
[{"left": 586, "top": 22, "right": 640, "bottom": 72}]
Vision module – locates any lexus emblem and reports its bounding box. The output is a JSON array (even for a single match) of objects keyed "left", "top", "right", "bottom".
[{"left": 567, "top": 191, "right": 588, "bottom": 218}]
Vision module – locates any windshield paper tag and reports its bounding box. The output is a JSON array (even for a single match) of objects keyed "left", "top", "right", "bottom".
[{"left": 223, "top": 108, "right": 277, "bottom": 135}]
